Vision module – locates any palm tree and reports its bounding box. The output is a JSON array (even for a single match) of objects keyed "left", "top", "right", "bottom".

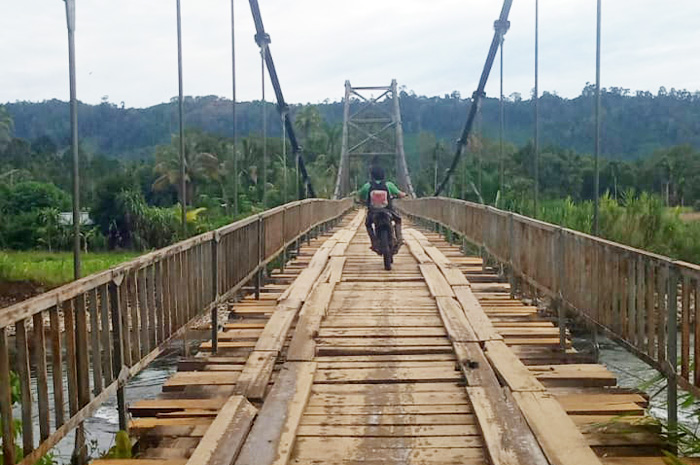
[{"left": 152, "top": 135, "right": 220, "bottom": 205}]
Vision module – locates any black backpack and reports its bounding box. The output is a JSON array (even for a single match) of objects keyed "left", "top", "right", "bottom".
[{"left": 367, "top": 180, "right": 392, "bottom": 210}]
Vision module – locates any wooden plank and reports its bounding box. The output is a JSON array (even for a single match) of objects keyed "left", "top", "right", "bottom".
[
  {"left": 283, "top": 248, "right": 332, "bottom": 303},
  {"left": 99, "top": 285, "right": 114, "bottom": 385},
  {"left": 74, "top": 294, "right": 91, "bottom": 408},
  {"left": 316, "top": 337, "right": 451, "bottom": 347},
  {"left": 154, "top": 261, "right": 165, "bottom": 345},
  {"left": 326, "top": 256, "right": 346, "bottom": 284},
  {"left": 127, "top": 273, "right": 141, "bottom": 362},
  {"left": 404, "top": 236, "right": 432, "bottom": 264},
  {"left": 293, "top": 445, "right": 484, "bottom": 463},
  {"left": 15, "top": 320, "right": 34, "bottom": 455},
  {"left": 423, "top": 245, "right": 471, "bottom": 286},
  {"left": 452, "top": 343, "right": 499, "bottom": 390},
  {"left": 89, "top": 288, "right": 104, "bottom": 394},
  {"left": 529, "top": 364, "right": 617, "bottom": 387},
  {"left": 139, "top": 268, "right": 149, "bottom": 356},
  {"left": 681, "top": 275, "right": 691, "bottom": 380},
  {"left": 294, "top": 436, "right": 483, "bottom": 452},
  {"left": 147, "top": 265, "right": 157, "bottom": 350},
  {"left": 32, "top": 312, "right": 51, "bottom": 440},
  {"left": 163, "top": 372, "right": 240, "bottom": 391},
  {"left": 64, "top": 299, "right": 79, "bottom": 415},
  {"left": 288, "top": 283, "right": 336, "bottom": 361},
  {"left": 453, "top": 285, "right": 502, "bottom": 341},
  {"left": 184, "top": 396, "right": 256, "bottom": 465},
  {"left": 303, "top": 404, "right": 471, "bottom": 416},
  {"left": 420, "top": 263, "right": 455, "bottom": 297},
  {"left": 318, "top": 327, "right": 447, "bottom": 338},
  {"left": 236, "top": 362, "right": 316, "bottom": 465},
  {"left": 298, "top": 413, "right": 476, "bottom": 426},
  {"left": 295, "top": 424, "right": 480, "bottom": 437},
  {"left": 467, "top": 387, "right": 548, "bottom": 465},
  {"left": 233, "top": 352, "right": 277, "bottom": 401},
  {"left": 49, "top": 306, "right": 65, "bottom": 427},
  {"left": 307, "top": 391, "right": 468, "bottom": 407},
  {"left": 129, "top": 398, "right": 227, "bottom": 416},
  {"left": 253, "top": 307, "right": 299, "bottom": 352},
  {"left": 484, "top": 340, "right": 546, "bottom": 392},
  {"left": 435, "top": 296, "right": 478, "bottom": 342},
  {"left": 310, "top": 381, "right": 463, "bottom": 394},
  {"left": 314, "top": 366, "right": 462, "bottom": 384},
  {"left": 0, "top": 328, "right": 16, "bottom": 465},
  {"left": 314, "top": 354, "right": 456, "bottom": 363},
  {"left": 513, "top": 391, "right": 603, "bottom": 465}
]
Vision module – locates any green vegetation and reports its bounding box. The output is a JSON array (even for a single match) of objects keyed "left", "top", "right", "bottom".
[
  {"left": 503, "top": 193, "right": 700, "bottom": 264},
  {"left": 7, "top": 86, "right": 700, "bottom": 160},
  {"left": 0, "top": 251, "right": 138, "bottom": 287},
  {"left": 3, "top": 87, "right": 700, "bottom": 293}
]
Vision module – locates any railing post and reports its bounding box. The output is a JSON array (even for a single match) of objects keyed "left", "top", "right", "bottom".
[
  {"left": 281, "top": 207, "right": 287, "bottom": 273},
  {"left": 109, "top": 274, "right": 128, "bottom": 432},
  {"left": 667, "top": 265, "right": 679, "bottom": 452},
  {"left": 508, "top": 212, "right": 516, "bottom": 299},
  {"left": 0, "top": 326, "right": 16, "bottom": 465},
  {"left": 255, "top": 215, "right": 263, "bottom": 300},
  {"left": 481, "top": 207, "right": 488, "bottom": 273},
  {"left": 555, "top": 227, "right": 566, "bottom": 349},
  {"left": 211, "top": 233, "right": 220, "bottom": 354}
]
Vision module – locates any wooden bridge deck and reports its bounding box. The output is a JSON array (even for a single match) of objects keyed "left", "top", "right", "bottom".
[{"left": 94, "top": 210, "right": 696, "bottom": 465}]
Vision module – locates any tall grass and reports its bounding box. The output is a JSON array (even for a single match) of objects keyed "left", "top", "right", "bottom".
[
  {"left": 505, "top": 191, "right": 700, "bottom": 265},
  {"left": 0, "top": 250, "right": 139, "bottom": 287}
]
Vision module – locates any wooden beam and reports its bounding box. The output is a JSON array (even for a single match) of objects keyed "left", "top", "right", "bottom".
[
  {"left": 514, "top": 391, "right": 604, "bottom": 465},
  {"left": 184, "top": 396, "right": 257, "bottom": 465},
  {"left": 235, "top": 362, "right": 316, "bottom": 465}
]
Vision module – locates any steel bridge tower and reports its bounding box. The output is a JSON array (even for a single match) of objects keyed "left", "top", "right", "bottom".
[{"left": 333, "top": 79, "right": 415, "bottom": 199}]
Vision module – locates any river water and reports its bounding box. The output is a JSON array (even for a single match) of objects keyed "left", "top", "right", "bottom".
[{"left": 36, "top": 330, "right": 208, "bottom": 464}]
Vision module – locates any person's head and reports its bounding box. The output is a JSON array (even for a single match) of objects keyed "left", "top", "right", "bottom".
[{"left": 370, "top": 165, "right": 385, "bottom": 181}]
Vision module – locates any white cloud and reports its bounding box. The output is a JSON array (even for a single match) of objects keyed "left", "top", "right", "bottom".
[{"left": 1, "top": 0, "right": 699, "bottom": 108}]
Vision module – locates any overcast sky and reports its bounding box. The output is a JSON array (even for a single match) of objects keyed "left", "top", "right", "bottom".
[{"left": 2, "top": 1, "right": 699, "bottom": 108}]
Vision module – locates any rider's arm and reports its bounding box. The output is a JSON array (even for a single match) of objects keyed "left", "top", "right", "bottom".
[
  {"left": 386, "top": 182, "right": 405, "bottom": 198},
  {"left": 357, "top": 183, "right": 370, "bottom": 203}
]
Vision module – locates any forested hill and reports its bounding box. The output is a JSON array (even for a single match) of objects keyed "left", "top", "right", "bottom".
[{"left": 6, "top": 85, "right": 700, "bottom": 160}]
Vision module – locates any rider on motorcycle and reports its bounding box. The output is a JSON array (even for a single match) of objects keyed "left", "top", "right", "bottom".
[{"left": 357, "top": 165, "right": 406, "bottom": 253}]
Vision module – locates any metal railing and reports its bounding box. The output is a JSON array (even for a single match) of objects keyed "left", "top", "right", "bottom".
[
  {"left": 399, "top": 197, "right": 700, "bottom": 424},
  {"left": 0, "top": 198, "right": 352, "bottom": 465}
]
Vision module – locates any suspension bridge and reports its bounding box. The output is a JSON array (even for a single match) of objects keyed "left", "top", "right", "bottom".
[{"left": 2, "top": 1, "right": 700, "bottom": 465}]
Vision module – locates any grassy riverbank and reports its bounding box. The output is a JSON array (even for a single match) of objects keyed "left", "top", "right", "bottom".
[{"left": 0, "top": 250, "right": 139, "bottom": 287}]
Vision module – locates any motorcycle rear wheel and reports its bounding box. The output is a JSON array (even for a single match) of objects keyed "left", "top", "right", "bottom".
[{"left": 379, "top": 228, "right": 392, "bottom": 271}]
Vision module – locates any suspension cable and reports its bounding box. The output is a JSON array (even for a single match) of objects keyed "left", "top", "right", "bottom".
[
  {"left": 499, "top": 29, "right": 505, "bottom": 198},
  {"left": 534, "top": 0, "right": 540, "bottom": 217},
  {"left": 248, "top": 0, "right": 315, "bottom": 197},
  {"left": 230, "top": 0, "right": 238, "bottom": 215},
  {"left": 282, "top": 108, "right": 287, "bottom": 203},
  {"left": 434, "top": 0, "right": 512, "bottom": 197},
  {"left": 261, "top": 44, "right": 267, "bottom": 207}
]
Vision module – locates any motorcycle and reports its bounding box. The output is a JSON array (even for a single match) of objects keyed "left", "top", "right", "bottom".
[{"left": 369, "top": 208, "right": 398, "bottom": 271}]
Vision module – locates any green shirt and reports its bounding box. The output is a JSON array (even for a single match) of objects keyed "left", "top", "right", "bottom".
[{"left": 357, "top": 180, "right": 401, "bottom": 202}]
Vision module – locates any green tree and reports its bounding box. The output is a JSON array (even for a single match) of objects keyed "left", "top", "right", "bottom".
[
  {"left": 0, "top": 105, "right": 13, "bottom": 151},
  {"left": 152, "top": 133, "right": 220, "bottom": 205}
]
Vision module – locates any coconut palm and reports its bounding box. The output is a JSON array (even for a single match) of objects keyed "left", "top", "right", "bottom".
[{"left": 152, "top": 135, "right": 220, "bottom": 205}]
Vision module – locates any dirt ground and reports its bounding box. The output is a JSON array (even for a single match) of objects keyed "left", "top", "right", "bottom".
[
  {"left": 680, "top": 212, "right": 700, "bottom": 222},
  {"left": 0, "top": 280, "right": 47, "bottom": 309}
]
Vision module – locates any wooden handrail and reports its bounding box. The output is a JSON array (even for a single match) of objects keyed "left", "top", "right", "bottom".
[
  {"left": 398, "top": 197, "right": 700, "bottom": 400},
  {"left": 0, "top": 198, "right": 352, "bottom": 465}
]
